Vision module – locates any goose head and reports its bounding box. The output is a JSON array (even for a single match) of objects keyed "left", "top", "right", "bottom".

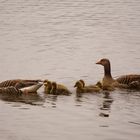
[
  {"left": 96, "top": 58, "right": 112, "bottom": 78},
  {"left": 96, "top": 58, "right": 110, "bottom": 67}
]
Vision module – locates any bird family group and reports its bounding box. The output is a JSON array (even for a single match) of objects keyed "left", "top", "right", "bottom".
[{"left": 0, "top": 58, "right": 140, "bottom": 96}]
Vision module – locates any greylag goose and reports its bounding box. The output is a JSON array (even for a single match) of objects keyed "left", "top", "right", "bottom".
[
  {"left": 0, "top": 79, "right": 42, "bottom": 88},
  {"left": 0, "top": 82, "right": 43, "bottom": 95},
  {"left": 74, "top": 80, "right": 100, "bottom": 94},
  {"left": 96, "top": 58, "right": 140, "bottom": 90}
]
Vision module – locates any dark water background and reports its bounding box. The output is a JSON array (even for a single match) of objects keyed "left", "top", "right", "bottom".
[{"left": 0, "top": 0, "right": 140, "bottom": 140}]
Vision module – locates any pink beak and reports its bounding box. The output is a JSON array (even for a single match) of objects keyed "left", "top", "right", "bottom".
[{"left": 96, "top": 60, "right": 101, "bottom": 64}]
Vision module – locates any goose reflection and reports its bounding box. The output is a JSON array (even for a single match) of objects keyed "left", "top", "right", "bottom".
[
  {"left": 100, "top": 91, "right": 113, "bottom": 110},
  {"left": 99, "top": 91, "right": 114, "bottom": 117},
  {"left": 0, "top": 92, "right": 45, "bottom": 106},
  {"left": 45, "top": 94, "right": 58, "bottom": 108}
]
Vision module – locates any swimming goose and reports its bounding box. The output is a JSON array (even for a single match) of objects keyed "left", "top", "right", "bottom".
[
  {"left": 74, "top": 80, "right": 100, "bottom": 94},
  {"left": 96, "top": 58, "right": 140, "bottom": 90},
  {"left": 0, "top": 82, "right": 43, "bottom": 95},
  {"left": 0, "top": 79, "right": 42, "bottom": 88},
  {"left": 50, "top": 82, "right": 72, "bottom": 95}
]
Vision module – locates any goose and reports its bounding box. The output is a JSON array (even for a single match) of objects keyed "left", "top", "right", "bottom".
[
  {"left": 74, "top": 80, "right": 100, "bottom": 94},
  {"left": 50, "top": 82, "right": 72, "bottom": 95},
  {"left": 96, "top": 58, "right": 140, "bottom": 90},
  {"left": 0, "top": 79, "right": 42, "bottom": 89},
  {"left": 0, "top": 82, "right": 43, "bottom": 96}
]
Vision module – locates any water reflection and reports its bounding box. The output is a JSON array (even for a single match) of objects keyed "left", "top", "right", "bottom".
[
  {"left": 0, "top": 92, "right": 45, "bottom": 106},
  {"left": 101, "top": 91, "right": 113, "bottom": 109},
  {"left": 45, "top": 94, "right": 58, "bottom": 108},
  {"left": 99, "top": 91, "right": 114, "bottom": 117},
  {"left": 75, "top": 93, "right": 83, "bottom": 106}
]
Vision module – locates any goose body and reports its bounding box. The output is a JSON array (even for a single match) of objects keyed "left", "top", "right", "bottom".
[
  {"left": 0, "top": 83, "right": 42, "bottom": 95},
  {"left": 116, "top": 74, "right": 140, "bottom": 84},
  {"left": 0, "top": 87, "right": 22, "bottom": 96},
  {"left": 96, "top": 58, "right": 140, "bottom": 90},
  {"left": 0, "top": 79, "right": 42, "bottom": 88}
]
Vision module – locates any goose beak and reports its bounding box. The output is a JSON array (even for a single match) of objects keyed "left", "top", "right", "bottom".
[{"left": 96, "top": 60, "right": 101, "bottom": 64}]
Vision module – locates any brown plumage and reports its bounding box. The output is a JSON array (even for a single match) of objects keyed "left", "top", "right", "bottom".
[
  {"left": 0, "top": 78, "right": 43, "bottom": 96},
  {"left": 116, "top": 74, "right": 140, "bottom": 85},
  {"left": 0, "top": 82, "right": 43, "bottom": 96},
  {"left": 96, "top": 58, "right": 140, "bottom": 90},
  {"left": 0, "top": 87, "right": 22, "bottom": 96},
  {"left": 0, "top": 79, "right": 42, "bottom": 88}
]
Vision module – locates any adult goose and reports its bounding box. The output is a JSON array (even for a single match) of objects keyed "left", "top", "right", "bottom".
[
  {"left": 0, "top": 83, "right": 43, "bottom": 96},
  {"left": 96, "top": 58, "right": 140, "bottom": 90},
  {"left": 0, "top": 79, "right": 42, "bottom": 89},
  {"left": 0, "top": 79, "right": 43, "bottom": 94}
]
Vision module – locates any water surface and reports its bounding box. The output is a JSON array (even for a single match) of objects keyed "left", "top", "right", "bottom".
[{"left": 0, "top": 0, "right": 140, "bottom": 140}]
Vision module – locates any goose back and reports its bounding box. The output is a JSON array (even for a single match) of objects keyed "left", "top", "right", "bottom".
[
  {"left": 0, "top": 87, "right": 22, "bottom": 96},
  {"left": 0, "top": 79, "right": 41, "bottom": 88},
  {"left": 116, "top": 74, "right": 140, "bottom": 85}
]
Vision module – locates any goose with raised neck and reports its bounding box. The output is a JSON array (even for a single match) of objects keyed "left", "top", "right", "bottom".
[{"left": 96, "top": 58, "right": 140, "bottom": 90}]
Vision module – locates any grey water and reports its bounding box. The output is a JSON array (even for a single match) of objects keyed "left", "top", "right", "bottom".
[{"left": 0, "top": 0, "right": 140, "bottom": 140}]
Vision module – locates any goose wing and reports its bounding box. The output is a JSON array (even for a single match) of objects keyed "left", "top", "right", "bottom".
[
  {"left": 116, "top": 74, "right": 140, "bottom": 85},
  {"left": 0, "top": 79, "right": 42, "bottom": 88}
]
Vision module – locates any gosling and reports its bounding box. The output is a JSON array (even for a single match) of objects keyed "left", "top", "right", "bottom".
[
  {"left": 79, "top": 79, "right": 101, "bottom": 92},
  {"left": 50, "top": 82, "right": 72, "bottom": 96},
  {"left": 44, "top": 80, "right": 52, "bottom": 94},
  {"left": 74, "top": 80, "right": 101, "bottom": 94}
]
